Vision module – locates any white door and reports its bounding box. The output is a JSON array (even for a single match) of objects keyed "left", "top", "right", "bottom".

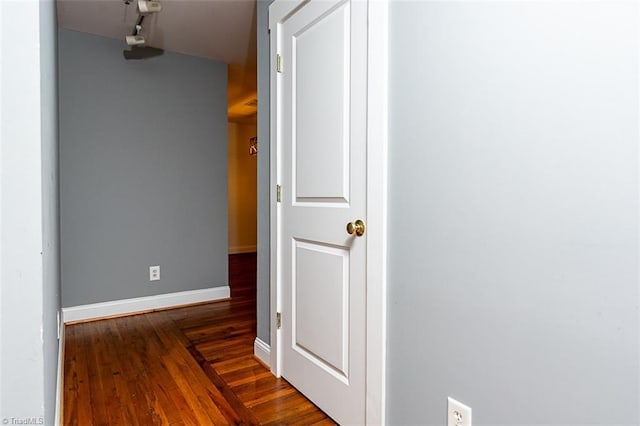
[{"left": 274, "top": 0, "right": 368, "bottom": 424}]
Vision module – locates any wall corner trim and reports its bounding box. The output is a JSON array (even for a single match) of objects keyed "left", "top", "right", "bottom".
[
  {"left": 253, "top": 337, "right": 271, "bottom": 368},
  {"left": 61, "top": 287, "right": 230, "bottom": 323}
]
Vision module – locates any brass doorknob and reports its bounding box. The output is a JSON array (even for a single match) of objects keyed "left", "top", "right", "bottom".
[{"left": 346, "top": 219, "right": 366, "bottom": 237}]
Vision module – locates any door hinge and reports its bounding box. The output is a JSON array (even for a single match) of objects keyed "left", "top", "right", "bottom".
[
  {"left": 276, "top": 184, "right": 282, "bottom": 203},
  {"left": 276, "top": 54, "right": 283, "bottom": 73},
  {"left": 276, "top": 312, "right": 282, "bottom": 329}
]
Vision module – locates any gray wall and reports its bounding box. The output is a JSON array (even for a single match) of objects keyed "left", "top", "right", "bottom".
[
  {"left": 41, "top": 1, "right": 60, "bottom": 424},
  {"left": 59, "top": 29, "right": 228, "bottom": 307},
  {"left": 0, "top": 0, "right": 59, "bottom": 421},
  {"left": 256, "top": 0, "right": 274, "bottom": 343},
  {"left": 387, "top": 1, "right": 639, "bottom": 425}
]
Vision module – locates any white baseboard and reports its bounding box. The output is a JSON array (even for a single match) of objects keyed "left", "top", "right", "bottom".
[
  {"left": 62, "top": 286, "right": 230, "bottom": 323},
  {"left": 229, "top": 245, "right": 257, "bottom": 254},
  {"left": 254, "top": 337, "right": 271, "bottom": 368},
  {"left": 54, "top": 317, "right": 65, "bottom": 426}
]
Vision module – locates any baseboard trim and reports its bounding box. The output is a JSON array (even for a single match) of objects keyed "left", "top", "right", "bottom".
[
  {"left": 253, "top": 337, "right": 271, "bottom": 368},
  {"left": 54, "top": 318, "right": 65, "bottom": 426},
  {"left": 62, "top": 286, "right": 230, "bottom": 323},
  {"left": 229, "top": 245, "right": 257, "bottom": 254}
]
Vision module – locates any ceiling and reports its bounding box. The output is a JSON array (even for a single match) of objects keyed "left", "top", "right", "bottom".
[{"left": 57, "top": 0, "right": 258, "bottom": 122}]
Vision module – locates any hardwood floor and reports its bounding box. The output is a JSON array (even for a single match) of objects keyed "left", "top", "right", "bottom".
[{"left": 63, "top": 253, "right": 335, "bottom": 425}]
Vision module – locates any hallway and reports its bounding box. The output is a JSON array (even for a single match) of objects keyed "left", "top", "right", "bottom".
[{"left": 63, "top": 254, "right": 335, "bottom": 425}]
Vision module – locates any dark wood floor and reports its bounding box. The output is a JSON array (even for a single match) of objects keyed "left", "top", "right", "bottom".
[{"left": 63, "top": 253, "right": 335, "bottom": 425}]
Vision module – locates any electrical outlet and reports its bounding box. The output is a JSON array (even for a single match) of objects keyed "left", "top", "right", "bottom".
[
  {"left": 448, "top": 397, "right": 471, "bottom": 426},
  {"left": 149, "top": 265, "right": 160, "bottom": 281}
]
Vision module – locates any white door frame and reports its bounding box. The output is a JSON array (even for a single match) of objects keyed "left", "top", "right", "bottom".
[{"left": 268, "top": 0, "right": 388, "bottom": 423}]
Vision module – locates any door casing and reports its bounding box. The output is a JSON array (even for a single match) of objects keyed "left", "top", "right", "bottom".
[{"left": 268, "top": 0, "right": 388, "bottom": 423}]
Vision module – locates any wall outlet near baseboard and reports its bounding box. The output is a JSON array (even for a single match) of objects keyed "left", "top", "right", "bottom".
[
  {"left": 448, "top": 397, "right": 471, "bottom": 426},
  {"left": 149, "top": 265, "right": 160, "bottom": 281}
]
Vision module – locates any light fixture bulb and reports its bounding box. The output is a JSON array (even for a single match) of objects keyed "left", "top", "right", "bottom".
[
  {"left": 138, "top": 0, "right": 162, "bottom": 14},
  {"left": 125, "top": 35, "right": 146, "bottom": 46}
]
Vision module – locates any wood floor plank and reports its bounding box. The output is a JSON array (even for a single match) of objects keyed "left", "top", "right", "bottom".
[
  {"left": 254, "top": 392, "right": 318, "bottom": 424},
  {"left": 92, "top": 321, "right": 132, "bottom": 426},
  {"left": 144, "top": 313, "right": 236, "bottom": 425},
  {"left": 187, "top": 346, "right": 261, "bottom": 425},
  {"left": 63, "top": 324, "right": 78, "bottom": 426},
  {"left": 238, "top": 380, "right": 297, "bottom": 408},
  {"left": 64, "top": 254, "right": 335, "bottom": 425},
  {"left": 212, "top": 354, "right": 259, "bottom": 375},
  {"left": 125, "top": 315, "right": 226, "bottom": 424},
  {"left": 84, "top": 323, "right": 112, "bottom": 426},
  {"left": 108, "top": 317, "right": 176, "bottom": 426},
  {"left": 221, "top": 366, "right": 273, "bottom": 388}
]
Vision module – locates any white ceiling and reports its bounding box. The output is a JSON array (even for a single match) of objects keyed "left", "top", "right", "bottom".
[{"left": 57, "top": 0, "right": 258, "bottom": 122}]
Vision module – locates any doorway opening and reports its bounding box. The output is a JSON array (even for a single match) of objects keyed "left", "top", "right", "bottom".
[{"left": 227, "top": 118, "right": 258, "bottom": 260}]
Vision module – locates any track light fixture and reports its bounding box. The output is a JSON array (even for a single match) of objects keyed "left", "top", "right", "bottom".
[
  {"left": 122, "top": 0, "right": 164, "bottom": 59},
  {"left": 123, "top": 0, "right": 162, "bottom": 46}
]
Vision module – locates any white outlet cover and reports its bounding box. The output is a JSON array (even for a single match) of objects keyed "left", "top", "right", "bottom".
[
  {"left": 149, "top": 265, "right": 160, "bottom": 281},
  {"left": 448, "top": 397, "right": 472, "bottom": 426}
]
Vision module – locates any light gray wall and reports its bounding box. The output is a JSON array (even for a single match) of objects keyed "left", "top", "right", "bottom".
[
  {"left": 40, "top": 1, "right": 60, "bottom": 424},
  {"left": 387, "top": 1, "right": 639, "bottom": 424},
  {"left": 0, "top": 0, "right": 59, "bottom": 421},
  {"left": 59, "top": 29, "right": 228, "bottom": 307},
  {"left": 256, "top": 0, "right": 275, "bottom": 343}
]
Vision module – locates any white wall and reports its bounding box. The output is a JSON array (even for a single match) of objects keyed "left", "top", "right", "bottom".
[
  {"left": 0, "top": 0, "right": 4, "bottom": 414},
  {"left": 386, "top": 1, "right": 639, "bottom": 424},
  {"left": 0, "top": 0, "right": 59, "bottom": 422},
  {"left": 40, "top": 1, "right": 61, "bottom": 424},
  {"left": 228, "top": 122, "right": 258, "bottom": 253}
]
